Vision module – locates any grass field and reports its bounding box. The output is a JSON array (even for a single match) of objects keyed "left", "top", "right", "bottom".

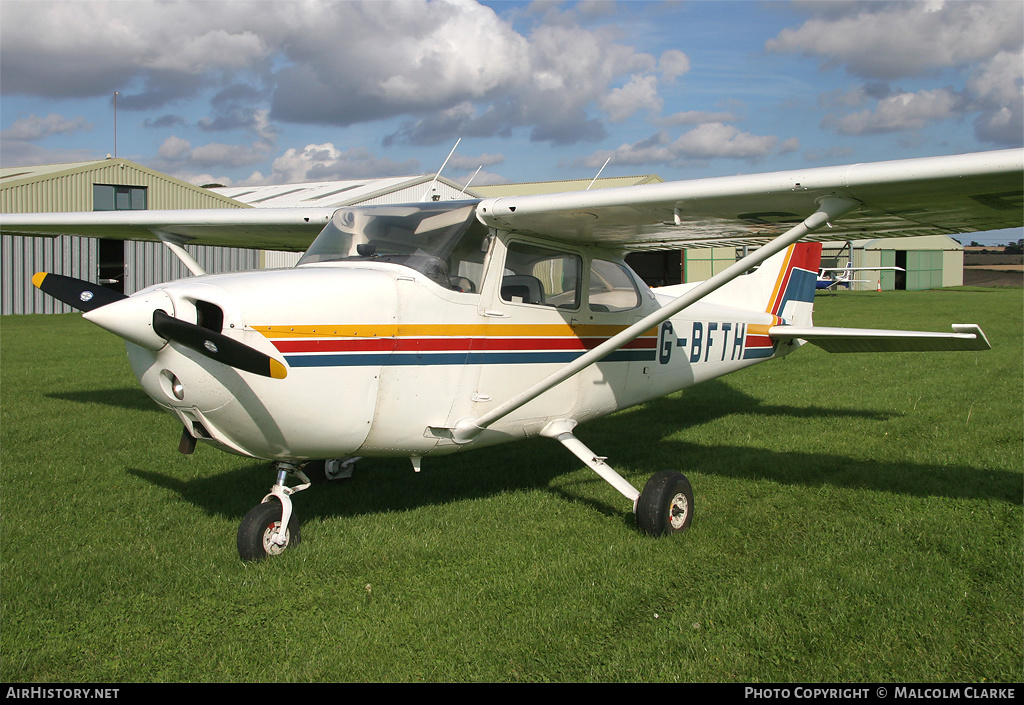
[{"left": 1, "top": 287, "right": 1021, "bottom": 683}]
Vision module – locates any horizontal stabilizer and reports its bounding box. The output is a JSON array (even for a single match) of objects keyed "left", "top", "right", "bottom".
[{"left": 769, "top": 324, "right": 990, "bottom": 353}]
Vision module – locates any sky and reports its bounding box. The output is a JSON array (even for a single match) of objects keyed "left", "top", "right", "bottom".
[{"left": 1, "top": 0, "right": 1021, "bottom": 244}]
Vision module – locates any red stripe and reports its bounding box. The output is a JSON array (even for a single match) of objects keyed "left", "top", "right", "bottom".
[
  {"left": 273, "top": 336, "right": 658, "bottom": 354},
  {"left": 745, "top": 335, "right": 773, "bottom": 348}
]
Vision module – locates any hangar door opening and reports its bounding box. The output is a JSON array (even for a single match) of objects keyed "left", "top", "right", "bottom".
[
  {"left": 885, "top": 250, "right": 945, "bottom": 291},
  {"left": 893, "top": 250, "right": 906, "bottom": 290},
  {"left": 98, "top": 239, "right": 125, "bottom": 295}
]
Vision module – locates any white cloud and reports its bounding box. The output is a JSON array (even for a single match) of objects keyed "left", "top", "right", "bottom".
[
  {"left": 600, "top": 75, "right": 663, "bottom": 124},
  {"left": 765, "top": 1, "right": 1023, "bottom": 80},
  {"left": 266, "top": 143, "right": 420, "bottom": 184},
  {"left": 770, "top": 2, "right": 1022, "bottom": 146},
  {"left": 581, "top": 122, "right": 788, "bottom": 168},
  {"left": 158, "top": 135, "right": 192, "bottom": 160},
  {"left": 827, "top": 88, "right": 961, "bottom": 135},
  {"left": 1, "top": 113, "right": 92, "bottom": 141},
  {"left": 658, "top": 49, "right": 690, "bottom": 81}
]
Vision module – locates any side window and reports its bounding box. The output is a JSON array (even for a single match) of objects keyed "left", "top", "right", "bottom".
[
  {"left": 588, "top": 259, "right": 641, "bottom": 312},
  {"left": 501, "top": 241, "right": 582, "bottom": 309}
]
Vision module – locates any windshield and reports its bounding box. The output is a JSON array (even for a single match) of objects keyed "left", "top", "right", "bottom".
[{"left": 298, "top": 201, "right": 490, "bottom": 292}]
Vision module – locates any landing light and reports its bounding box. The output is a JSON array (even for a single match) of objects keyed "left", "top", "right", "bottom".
[{"left": 161, "top": 370, "right": 185, "bottom": 401}]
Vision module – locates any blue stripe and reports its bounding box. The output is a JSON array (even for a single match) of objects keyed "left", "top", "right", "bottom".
[
  {"left": 285, "top": 349, "right": 656, "bottom": 368},
  {"left": 778, "top": 269, "right": 818, "bottom": 311}
]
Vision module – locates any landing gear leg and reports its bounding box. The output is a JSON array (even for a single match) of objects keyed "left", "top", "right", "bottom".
[
  {"left": 237, "top": 461, "right": 311, "bottom": 562},
  {"left": 542, "top": 419, "right": 693, "bottom": 537}
]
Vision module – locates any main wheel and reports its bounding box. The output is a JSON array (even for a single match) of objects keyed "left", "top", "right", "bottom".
[
  {"left": 635, "top": 471, "right": 694, "bottom": 537},
  {"left": 237, "top": 501, "right": 301, "bottom": 562}
]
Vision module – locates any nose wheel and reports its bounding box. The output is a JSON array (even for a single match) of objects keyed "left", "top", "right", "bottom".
[
  {"left": 237, "top": 461, "right": 310, "bottom": 562},
  {"left": 237, "top": 501, "right": 301, "bottom": 561}
]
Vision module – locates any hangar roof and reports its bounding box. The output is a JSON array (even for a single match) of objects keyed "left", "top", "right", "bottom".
[{"left": 210, "top": 174, "right": 475, "bottom": 208}]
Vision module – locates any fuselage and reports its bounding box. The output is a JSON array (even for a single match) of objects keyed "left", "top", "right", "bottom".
[{"left": 124, "top": 223, "right": 785, "bottom": 462}]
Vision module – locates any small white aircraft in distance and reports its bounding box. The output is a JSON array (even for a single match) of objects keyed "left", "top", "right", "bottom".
[
  {"left": 3, "top": 148, "right": 1021, "bottom": 561},
  {"left": 816, "top": 263, "right": 904, "bottom": 293}
]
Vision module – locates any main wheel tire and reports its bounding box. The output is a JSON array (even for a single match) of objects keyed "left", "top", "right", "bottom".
[
  {"left": 237, "top": 501, "right": 301, "bottom": 562},
  {"left": 636, "top": 471, "right": 694, "bottom": 537}
]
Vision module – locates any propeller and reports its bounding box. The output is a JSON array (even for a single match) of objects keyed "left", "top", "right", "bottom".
[
  {"left": 33, "top": 272, "right": 287, "bottom": 379},
  {"left": 32, "top": 272, "right": 127, "bottom": 312},
  {"left": 152, "top": 310, "right": 287, "bottom": 379}
]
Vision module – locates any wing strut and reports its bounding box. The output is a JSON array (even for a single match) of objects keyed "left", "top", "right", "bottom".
[
  {"left": 451, "top": 196, "right": 860, "bottom": 443},
  {"left": 157, "top": 231, "right": 206, "bottom": 276}
]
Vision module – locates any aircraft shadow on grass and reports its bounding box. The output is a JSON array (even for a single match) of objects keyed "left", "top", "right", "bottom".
[
  {"left": 48, "top": 387, "right": 168, "bottom": 414},
  {"left": 123, "top": 379, "right": 1022, "bottom": 523}
]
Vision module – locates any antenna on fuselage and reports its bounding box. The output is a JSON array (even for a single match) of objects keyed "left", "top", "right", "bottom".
[
  {"left": 459, "top": 165, "right": 483, "bottom": 195},
  {"left": 586, "top": 157, "right": 611, "bottom": 190},
  {"left": 422, "top": 138, "right": 461, "bottom": 201}
]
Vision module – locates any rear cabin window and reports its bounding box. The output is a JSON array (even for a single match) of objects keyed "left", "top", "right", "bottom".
[{"left": 588, "top": 259, "right": 641, "bottom": 312}]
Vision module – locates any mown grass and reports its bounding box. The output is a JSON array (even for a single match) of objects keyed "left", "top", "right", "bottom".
[{"left": 1, "top": 288, "right": 1020, "bottom": 683}]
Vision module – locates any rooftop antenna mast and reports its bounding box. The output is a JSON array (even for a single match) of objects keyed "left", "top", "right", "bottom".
[
  {"left": 422, "top": 138, "right": 461, "bottom": 201},
  {"left": 113, "top": 91, "right": 118, "bottom": 158}
]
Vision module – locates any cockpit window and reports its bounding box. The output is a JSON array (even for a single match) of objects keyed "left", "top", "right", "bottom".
[{"left": 298, "top": 201, "right": 489, "bottom": 293}]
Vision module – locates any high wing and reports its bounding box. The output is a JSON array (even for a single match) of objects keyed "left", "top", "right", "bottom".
[
  {"left": 0, "top": 207, "right": 337, "bottom": 251},
  {"left": 475, "top": 149, "right": 1023, "bottom": 250},
  {"left": 2, "top": 149, "right": 1020, "bottom": 252}
]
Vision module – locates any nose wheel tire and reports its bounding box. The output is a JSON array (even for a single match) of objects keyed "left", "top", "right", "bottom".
[
  {"left": 237, "top": 501, "right": 301, "bottom": 562},
  {"left": 636, "top": 471, "right": 694, "bottom": 537}
]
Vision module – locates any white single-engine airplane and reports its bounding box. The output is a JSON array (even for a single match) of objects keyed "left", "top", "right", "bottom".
[
  {"left": 3, "top": 149, "right": 1021, "bottom": 561},
  {"left": 816, "top": 263, "right": 904, "bottom": 293}
]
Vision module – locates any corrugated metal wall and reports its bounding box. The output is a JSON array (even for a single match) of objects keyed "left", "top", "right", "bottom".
[
  {"left": 1, "top": 160, "right": 246, "bottom": 212},
  {"left": 2, "top": 234, "right": 97, "bottom": 314},
  {"left": 2, "top": 235, "right": 261, "bottom": 314},
  {"left": 124, "top": 241, "right": 260, "bottom": 292},
  {"left": 2, "top": 160, "right": 259, "bottom": 314}
]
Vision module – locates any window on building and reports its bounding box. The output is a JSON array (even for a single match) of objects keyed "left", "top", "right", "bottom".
[{"left": 93, "top": 184, "right": 147, "bottom": 211}]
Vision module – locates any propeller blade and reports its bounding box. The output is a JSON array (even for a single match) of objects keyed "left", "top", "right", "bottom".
[
  {"left": 152, "top": 310, "right": 287, "bottom": 379},
  {"left": 32, "top": 272, "right": 127, "bottom": 312}
]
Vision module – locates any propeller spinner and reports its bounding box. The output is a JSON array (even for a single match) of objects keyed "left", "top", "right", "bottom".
[{"left": 33, "top": 272, "right": 286, "bottom": 379}]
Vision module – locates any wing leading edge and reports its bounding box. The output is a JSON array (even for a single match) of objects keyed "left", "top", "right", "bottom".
[
  {"left": 0, "top": 207, "right": 337, "bottom": 252},
  {"left": 476, "top": 149, "right": 1023, "bottom": 250}
]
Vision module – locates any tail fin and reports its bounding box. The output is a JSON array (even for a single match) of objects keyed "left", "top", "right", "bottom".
[
  {"left": 764, "top": 242, "right": 821, "bottom": 322},
  {"left": 700, "top": 242, "right": 821, "bottom": 326}
]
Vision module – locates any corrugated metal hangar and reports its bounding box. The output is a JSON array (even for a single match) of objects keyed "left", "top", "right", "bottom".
[
  {"left": 2, "top": 159, "right": 256, "bottom": 314},
  {"left": 1, "top": 158, "right": 968, "bottom": 314},
  {"left": 1, "top": 159, "right": 469, "bottom": 313}
]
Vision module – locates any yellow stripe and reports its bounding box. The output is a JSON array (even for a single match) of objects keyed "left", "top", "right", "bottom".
[
  {"left": 32, "top": 272, "right": 47, "bottom": 289},
  {"left": 766, "top": 245, "right": 795, "bottom": 313},
  {"left": 253, "top": 323, "right": 659, "bottom": 339}
]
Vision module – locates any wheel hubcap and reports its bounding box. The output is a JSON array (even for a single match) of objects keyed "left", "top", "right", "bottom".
[
  {"left": 669, "top": 492, "right": 689, "bottom": 529},
  {"left": 262, "top": 521, "right": 289, "bottom": 555}
]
